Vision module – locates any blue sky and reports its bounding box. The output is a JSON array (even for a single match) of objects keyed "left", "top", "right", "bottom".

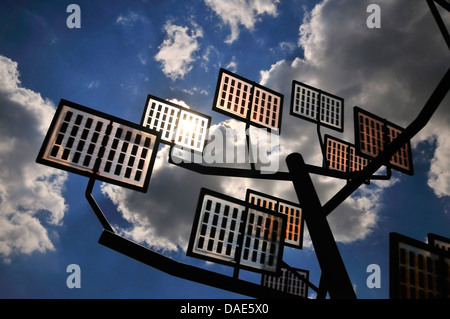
[{"left": 0, "top": 0, "right": 449, "bottom": 300}]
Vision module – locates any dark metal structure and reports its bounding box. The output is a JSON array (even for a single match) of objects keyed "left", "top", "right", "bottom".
[{"left": 35, "top": 1, "right": 450, "bottom": 299}]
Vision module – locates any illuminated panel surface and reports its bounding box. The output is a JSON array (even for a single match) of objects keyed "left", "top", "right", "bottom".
[
  {"left": 141, "top": 97, "right": 180, "bottom": 143},
  {"left": 188, "top": 190, "right": 246, "bottom": 265},
  {"left": 174, "top": 109, "right": 210, "bottom": 153},
  {"left": 213, "top": 69, "right": 283, "bottom": 131},
  {"left": 98, "top": 123, "right": 158, "bottom": 188},
  {"left": 291, "top": 81, "right": 319, "bottom": 121},
  {"left": 214, "top": 70, "right": 252, "bottom": 120},
  {"left": 324, "top": 135, "right": 368, "bottom": 173},
  {"left": 250, "top": 86, "right": 282, "bottom": 130},
  {"left": 386, "top": 125, "right": 412, "bottom": 174},
  {"left": 390, "top": 233, "right": 450, "bottom": 299},
  {"left": 37, "top": 99, "right": 160, "bottom": 192},
  {"left": 262, "top": 266, "right": 309, "bottom": 298},
  {"left": 354, "top": 107, "right": 413, "bottom": 175},
  {"left": 188, "top": 188, "right": 286, "bottom": 274},
  {"left": 239, "top": 208, "right": 285, "bottom": 273},
  {"left": 247, "top": 190, "right": 303, "bottom": 249},
  {"left": 290, "top": 80, "right": 344, "bottom": 132},
  {"left": 141, "top": 95, "right": 211, "bottom": 153},
  {"left": 39, "top": 105, "right": 110, "bottom": 173}
]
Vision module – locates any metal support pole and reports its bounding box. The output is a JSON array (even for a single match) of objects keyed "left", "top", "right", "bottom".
[
  {"left": 316, "top": 274, "right": 328, "bottom": 299},
  {"left": 286, "top": 153, "right": 357, "bottom": 299},
  {"left": 85, "top": 176, "right": 114, "bottom": 232}
]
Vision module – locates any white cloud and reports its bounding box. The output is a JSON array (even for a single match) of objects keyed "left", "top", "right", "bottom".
[
  {"left": 116, "top": 11, "right": 148, "bottom": 27},
  {"left": 87, "top": 80, "right": 99, "bottom": 89},
  {"left": 204, "top": 0, "right": 279, "bottom": 43},
  {"left": 225, "top": 56, "right": 238, "bottom": 72},
  {"left": 155, "top": 21, "right": 204, "bottom": 81},
  {"left": 0, "top": 55, "right": 68, "bottom": 264},
  {"left": 427, "top": 132, "right": 450, "bottom": 198}
]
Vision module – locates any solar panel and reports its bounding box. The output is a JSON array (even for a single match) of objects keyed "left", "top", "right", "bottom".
[
  {"left": 324, "top": 134, "right": 369, "bottom": 173},
  {"left": 174, "top": 109, "right": 210, "bottom": 152},
  {"left": 246, "top": 189, "right": 304, "bottom": 249},
  {"left": 261, "top": 266, "right": 309, "bottom": 298},
  {"left": 290, "top": 80, "right": 344, "bottom": 132},
  {"left": 212, "top": 68, "right": 283, "bottom": 131},
  {"left": 354, "top": 107, "right": 413, "bottom": 175},
  {"left": 36, "top": 99, "right": 161, "bottom": 192},
  {"left": 240, "top": 207, "right": 285, "bottom": 273},
  {"left": 187, "top": 188, "right": 286, "bottom": 274},
  {"left": 141, "top": 95, "right": 211, "bottom": 153},
  {"left": 188, "top": 191, "right": 246, "bottom": 264}
]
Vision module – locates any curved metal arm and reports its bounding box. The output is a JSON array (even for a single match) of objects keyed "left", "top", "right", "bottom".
[{"left": 85, "top": 176, "right": 114, "bottom": 232}]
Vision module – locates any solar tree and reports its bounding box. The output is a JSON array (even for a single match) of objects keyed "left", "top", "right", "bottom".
[{"left": 36, "top": 1, "right": 450, "bottom": 299}]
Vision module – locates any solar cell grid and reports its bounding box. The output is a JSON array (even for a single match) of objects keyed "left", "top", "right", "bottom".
[
  {"left": 240, "top": 208, "right": 285, "bottom": 273},
  {"left": 290, "top": 80, "right": 344, "bottom": 132},
  {"left": 46, "top": 106, "right": 110, "bottom": 172},
  {"left": 99, "top": 123, "right": 157, "bottom": 188},
  {"left": 387, "top": 125, "right": 411, "bottom": 172},
  {"left": 142, "top": 99, "right": 180, "bottom": 142},
  {"left": 174, "top": 110, "right": 209, "bottom": 152},
  {"left": 37, "top": 99, "right": 161, "bottom": 192},
  {"left": 247, "top": 189, "right": 303, "bottom": 249},
  {"left": 324, "top": 135, "right": 368, "bottom": 173},
  {"left": 216, "top": 72, "right": 252, "bottom": 119},
  {"left": 262, "top": 267, "right": 309, "bottom": 297},
  {"left": 188, "top": 188, "right": 287, "bottom": 274},
  {"left": 141, "top": 95, "right": 211, "bottom": 153},
  {"left": 212, "top": 69, "right": 283, "bottom": 131},
  {"left": 251, "top": 87, "right": 281, "bottom": 130},
  {"left": 354, "top": 107, "right": 413, "bottom": 175},
  {"left": 278, "top": 203, "right": 302, "bottom": 246},
  {"left": 320, "top": 94, "right": 343, "bottom": 130},
  {"left": 293, "top": 84, "right": 319, "bottom": 121}
]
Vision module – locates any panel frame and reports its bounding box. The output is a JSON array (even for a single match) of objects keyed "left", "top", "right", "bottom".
[
  {"left": 323, "top": 134, "right": 369, "bottom": 173},
  {"left": 290, "top": 80, "right": 344, "bottom": 132},
  {"left": 36, "top": 99, "right": 161, "bottom": 193},
  {"left": 212, "top": 68, "right": 284, "bottom": 132},
  {"left": 261, "top": 265, "right": 310, "bottom": 298},
  {"left": 353, "top": 106, "right": 414, "bottom": 176},
  {"left": 187, "top": 187, "right": 287, "bottom": 275},
  {"left": 246, "top": 189, "right": 304, "bottom": 250},
  {"left": 140, "top": 94, "right": 211, "bottom": 153}
]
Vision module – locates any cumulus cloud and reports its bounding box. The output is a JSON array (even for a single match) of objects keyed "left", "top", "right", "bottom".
[
  {"left": 0, "top": 55, "right": 68, "bottom": 264},
  {"left": 204, "top": 0, "right": 279, "bottom": 43},
  {"left": 155, "top": 21, "right": 204, "bottom": 81}
]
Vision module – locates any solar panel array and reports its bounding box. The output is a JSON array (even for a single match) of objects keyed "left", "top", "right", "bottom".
[
  {"left": 141, "top": 95, "right": 211, "bottom": 153},
  {"left": 246, "top": 189, "right": 304, "bottom": 249},
  {"left": 354, "top": 107, "right": 413, "bottom": 175},
  {"left": 187, "top": 188, "right": 286, "bottom": 274},
  {"left": 290, "top": 80, "right": 344, "bottom": 132},
  {"left": 37, "top": 99, "right": 160, "bottom": 192},
  {"left": 212, "top": 68, "right": 283, "bottom": 131},
  {"left": 324, "top": 134, "right": 369, "bottom": 173},
  {"left": 261, "top": 266, "right": 309, "bottom": 298}
]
